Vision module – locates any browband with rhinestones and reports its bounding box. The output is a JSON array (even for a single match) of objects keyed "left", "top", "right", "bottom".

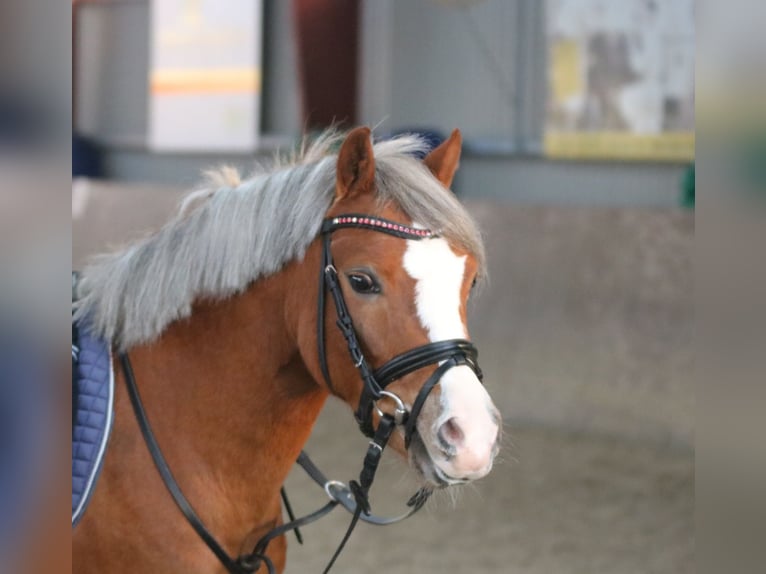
[{"left": 321, "top": 214, "right": 435, "bottom": 240}]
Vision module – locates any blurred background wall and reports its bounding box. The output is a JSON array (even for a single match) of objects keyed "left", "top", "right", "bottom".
[{"left": 74, "top": 0, "right": 688, "bottom": 205}]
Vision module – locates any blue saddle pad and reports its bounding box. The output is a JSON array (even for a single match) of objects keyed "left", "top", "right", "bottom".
[{"left": 72, "top": 321, "right": 114, "bottom": 527}]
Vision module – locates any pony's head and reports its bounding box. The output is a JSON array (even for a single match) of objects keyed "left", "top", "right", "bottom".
[{"left": 299, "top": 127, "right": 501, "bottom": 487}]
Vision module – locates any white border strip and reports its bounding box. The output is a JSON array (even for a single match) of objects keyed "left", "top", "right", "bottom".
[{"left": 72, "top": 349, "right": 115, "bottom": 526}]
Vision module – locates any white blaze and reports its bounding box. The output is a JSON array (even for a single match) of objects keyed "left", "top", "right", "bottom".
[
  {"left": 402, "top": 237, "right": 467, "bottom": 341},
  {"left": 403, "top": 236, "right": 498, "bottom": 480}
]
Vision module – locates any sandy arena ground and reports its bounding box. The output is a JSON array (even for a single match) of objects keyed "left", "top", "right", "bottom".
[{"left": 280, "top": 399, "right": 694, "bottom": 574}]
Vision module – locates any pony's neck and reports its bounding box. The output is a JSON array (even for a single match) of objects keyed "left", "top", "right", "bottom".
[{"left": 126, "top": 254, "right": 328, "bottom": 555}]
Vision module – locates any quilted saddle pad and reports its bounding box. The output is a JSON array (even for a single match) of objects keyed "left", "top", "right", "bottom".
[{"left": 72, "top": 321, "right": 114, "bottom": 527}]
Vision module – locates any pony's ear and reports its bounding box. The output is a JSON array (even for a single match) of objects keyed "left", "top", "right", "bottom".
[
  {"left": 423, "top": 129, "right": 462, "bottom": 189},
  {"left": 335, "top": 127, "right": 376, "bottom": 201}
]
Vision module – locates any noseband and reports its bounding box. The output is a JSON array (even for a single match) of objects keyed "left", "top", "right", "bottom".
[{"left": 117, "top": 213, "right": 483, "bottom": 574}]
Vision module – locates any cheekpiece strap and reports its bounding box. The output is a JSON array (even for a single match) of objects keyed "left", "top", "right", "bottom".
[{"left": 319, "top": 213, "right": 436, "bottom": 437}]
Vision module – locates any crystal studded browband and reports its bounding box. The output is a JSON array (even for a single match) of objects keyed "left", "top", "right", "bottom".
[{"left": 322, "top": 214, "right": 435, "bottom": 240}]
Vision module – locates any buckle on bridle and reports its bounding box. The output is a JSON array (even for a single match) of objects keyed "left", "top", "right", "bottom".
[{"left": 374, "top": 390, "right": 408, "bottom": 426}]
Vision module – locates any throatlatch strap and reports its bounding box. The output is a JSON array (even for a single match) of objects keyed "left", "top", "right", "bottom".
[{"left": 317, "top": 233, "right": 335, "bottom": 394}]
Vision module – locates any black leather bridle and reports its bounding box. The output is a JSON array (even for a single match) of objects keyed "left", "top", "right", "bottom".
[
  {"left": 317, "top": 214, "right": 483, "bottom": 444},
  {"left": 118, "top": 213, "right": 483, "bottom": 573}
]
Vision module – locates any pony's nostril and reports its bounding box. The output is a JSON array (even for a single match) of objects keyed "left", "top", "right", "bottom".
[{"left": 438, "top": 417, "right": 465, "bottom": 448}]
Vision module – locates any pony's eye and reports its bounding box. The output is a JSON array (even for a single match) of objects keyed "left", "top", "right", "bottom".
[
  {"left": 347, "top": 271, "right": 381, "bottom": 294},
  {"left": 471, "top": 276, "right": 478, "bottom": 290}
]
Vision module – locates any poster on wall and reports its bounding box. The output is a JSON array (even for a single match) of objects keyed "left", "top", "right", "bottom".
[
  {"left": 149, "top": 0, "right": 262, "bottom": 152},
  {"left": 545, "top": 0, "right": 695, "bottom": 161}
]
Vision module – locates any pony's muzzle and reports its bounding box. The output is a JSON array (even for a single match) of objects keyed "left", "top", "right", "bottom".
[
  {"left": 434, "top": 411, "right": 500, "bottom": 480},
  {"left": 424, "top": 366, "right": 501, "bottom": 482}
]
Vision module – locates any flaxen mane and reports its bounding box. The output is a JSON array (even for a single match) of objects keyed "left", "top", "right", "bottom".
[{"left": 75, "top": 130, "right": 485, "bottom": 349}]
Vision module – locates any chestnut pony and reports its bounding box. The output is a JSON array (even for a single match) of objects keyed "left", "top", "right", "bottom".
[{"left": 73, "top": 127, "right": 501, "bottom": 573}]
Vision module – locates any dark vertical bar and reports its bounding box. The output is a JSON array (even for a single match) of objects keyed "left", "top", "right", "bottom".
[{"left": 293, "top": 0, "right": 359, "bottom": 129}]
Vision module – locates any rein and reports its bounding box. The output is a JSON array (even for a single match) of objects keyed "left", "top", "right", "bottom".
[{"left": 119, "top": 213, "right": 483, "bottom": 573}]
